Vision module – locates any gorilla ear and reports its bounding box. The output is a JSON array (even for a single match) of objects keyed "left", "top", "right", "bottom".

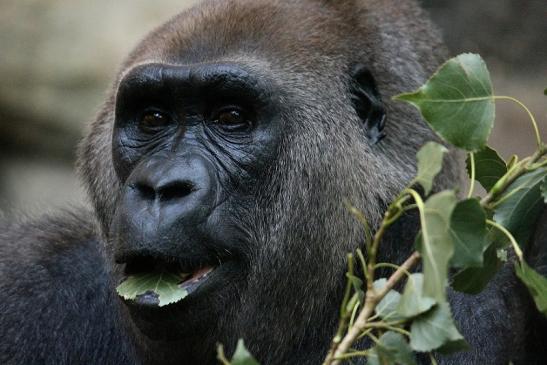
[{"left": 350, "top": 64, "right": 386, "bottom": 144}]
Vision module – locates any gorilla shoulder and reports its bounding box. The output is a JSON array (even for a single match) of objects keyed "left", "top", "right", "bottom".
[{"left": 0, "top": 211, "right": 137, "bottom": 364}]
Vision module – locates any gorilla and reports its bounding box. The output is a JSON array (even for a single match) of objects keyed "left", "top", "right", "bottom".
[{"left": 1, "top": 0, "right": 545, "bottom": 364}]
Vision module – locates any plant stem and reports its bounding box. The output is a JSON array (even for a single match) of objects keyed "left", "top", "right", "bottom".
[
  {"left": 374, "top": 263, "right": 412, "bottom": 279},
  {"left": 324, "top": 197, "right": 406, "bottom": 365},
  {"left": 467, "top": 152, "right": 476, "bottom": 199},
  {"left": 493, "top": 96, "right": 543, "bottom": 149},
  {"left": 333, "top": 255, "right": 357, "bottom": 342},
  {"left": 356, "top": 249, "right": 369, "bottom": 282},
  {"left": 345, "top": 201, "right": 373, "bottom": 251},
  {"left": 486, "top": 220, "right": 524, "bottom": 262},
  {"left": 364, "top": 322, "right": 411, "bottom": 337},
  {"left": 216, "top": 345, "right": 231, "bottom": 365},
  {"left": 323, "top": 251, "right": 421, "bottom": 365},
  {"left": 333, "top": 350, "right": 371, "bottom": 360}
]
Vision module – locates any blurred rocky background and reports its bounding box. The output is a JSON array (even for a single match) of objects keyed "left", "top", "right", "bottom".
[{"left": 0, "top": 0, "right": 546, "bottom": 213}]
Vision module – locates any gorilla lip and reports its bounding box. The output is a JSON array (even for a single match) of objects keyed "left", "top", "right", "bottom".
[{"left": 178, "top": 266, "right": 214, "bottom": 292}]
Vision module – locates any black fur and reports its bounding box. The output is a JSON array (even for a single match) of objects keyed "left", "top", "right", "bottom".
[{"left": 0, "top": 212, "right": 139, "bottom": 364}]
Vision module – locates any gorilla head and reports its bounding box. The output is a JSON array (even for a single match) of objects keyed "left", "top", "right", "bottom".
[{"left": 78, "top": 0, "right": 459, "bottom": 363}]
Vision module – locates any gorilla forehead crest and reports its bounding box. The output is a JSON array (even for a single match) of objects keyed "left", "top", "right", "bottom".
[{"left": 127, "top": 0, "right": 366, "bottom": 67}]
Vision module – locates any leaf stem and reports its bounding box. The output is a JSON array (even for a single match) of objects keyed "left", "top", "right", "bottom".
[
  {"left": 345, "top": 201, "right": 374, "bottom": 252},
  {"left": 486, "top": 219, "right": 523, "bottom": 262},
  {"left": 467, "top": 152, "right": 476, "bottom": 199},
  {"left": 374, "top": 263, "right": 412, "bottom": 279},
  {"left": 216, "top": 345, "right": 231, "bottom": 365},
  {"left": 364, "top": 322, "right": 411, "bottom": 337},
  {"left": 340, "top": 254, "right": 355, "bottom": 317},
  {"left": 493, "top": 96, "right": 543, "bottom": 149},
  {"left": 357, "top": 328, "right": 374, "bottom": 341},
  {"left": 356, "top": 249, "right": 369, "bottom": 282},
  {"left": 333, "top": 350, "right": 371, "bottom": 360}
]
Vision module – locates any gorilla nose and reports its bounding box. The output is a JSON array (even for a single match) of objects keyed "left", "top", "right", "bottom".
[
  {"left": 119, "top": 156, "right": 218, "bottom": 236},
  {"left": 133, "top": 175, "right": 196, "bottom": 204}
]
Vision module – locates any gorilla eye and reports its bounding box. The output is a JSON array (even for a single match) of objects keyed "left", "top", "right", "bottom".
[
  {"left": 211, "top": 107, "right": 252, "bottom": 131},
  {"left": 139, "top": 110, "right": 171, "bottom": 131}
]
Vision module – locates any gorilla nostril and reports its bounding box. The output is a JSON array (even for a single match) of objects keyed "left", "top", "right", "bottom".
[
  {"left": 132, "top": 181, "right": 195, "bottom": 202},
  {"left": 157, "top": 181, "right": 195, "bottom": 202},
  {"left": 134, "top": 182, "right": 156, "bottom": 201}
]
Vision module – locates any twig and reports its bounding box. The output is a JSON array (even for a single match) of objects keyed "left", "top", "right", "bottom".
[{"left": 323, "top": 251, "right": 421, "bottom": 365}]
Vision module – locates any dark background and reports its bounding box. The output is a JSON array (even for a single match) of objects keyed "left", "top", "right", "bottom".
[{"left": 1, "top": 0, "right": 546, "bottom": 213}]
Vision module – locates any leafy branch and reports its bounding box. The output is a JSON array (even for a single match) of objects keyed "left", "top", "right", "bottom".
[
  {"left": 320, "top": 53, "right": 547, "bottom": 365},
  {"left": 219, "top": 53, "right": 547, "bottom": 365}
]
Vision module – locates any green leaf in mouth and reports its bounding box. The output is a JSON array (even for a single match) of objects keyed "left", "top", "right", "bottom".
[{"left": 116, "top": 272, "right": 189, "bottom": 307}]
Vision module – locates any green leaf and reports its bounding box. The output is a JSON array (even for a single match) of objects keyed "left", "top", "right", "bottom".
[
  {"left": 410, "top": 303, "right": 468, "bottom": 353},
  {"left": 414, "top": 142, "right": 448, "bottom": 195},
  {"left": 494, "top": 167, "right": 547, "bottom": 246},
  {"left": 394, "top": 53, "right": 494, "bottom": 151},
  {"left": 467, "top": 147, "right": 507, "bottom": 192},
  {"left": 373, "top": 279, "right": 403, "bottom": 321},
  {"left": 230, "top": 340, "right": 260, "bottom": 365},
  {"left": 449, "top": 199, "right": 488, "bottom": 268},
  {"left": 368, "top": 332, "right": 417, "bottom": 365},
  {"left": 116, "top": 272, "right": 188, "bottom": 307},
  {"left": 515, "top": 261, "right": 547, "bottom": 316},
  {"left": 397, "top": 273, "right": 436, "bottom": 318},
  {"left": 418, "top": 191, "right": 458, "bottom": 302},
  {"left": 451, "top": 242, "right": 501, "bottom": 294},
  {"left": 542, "top": 176, "right": 547, "bottom": 203}
]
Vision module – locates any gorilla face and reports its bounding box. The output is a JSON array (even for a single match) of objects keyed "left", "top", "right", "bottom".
[
  {"left": 110, "top": 62, "right": 283, "bottom": 339},
  {"left": 78, "top": 0, "right": 453, "bottom": 362}
]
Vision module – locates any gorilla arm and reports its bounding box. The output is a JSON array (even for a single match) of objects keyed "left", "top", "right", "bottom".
[{"left": 0, "top": 211, "right": 138, "bottom": 365}]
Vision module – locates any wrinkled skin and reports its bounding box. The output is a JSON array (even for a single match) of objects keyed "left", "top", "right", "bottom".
[{"left": 0, "top": 1, "right": 545, "bottom": 364}]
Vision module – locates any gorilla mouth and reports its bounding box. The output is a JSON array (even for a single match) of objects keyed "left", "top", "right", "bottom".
[{"left": 122, "top": 255, "right": 217, "bottom": 306}]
